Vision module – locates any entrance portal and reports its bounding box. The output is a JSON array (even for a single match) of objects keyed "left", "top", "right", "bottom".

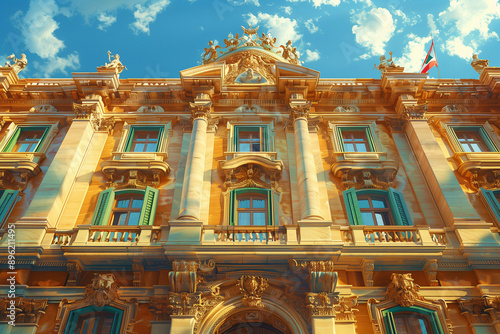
[{"left": 215, "top": 309, "right": 292, "bottom": 334}]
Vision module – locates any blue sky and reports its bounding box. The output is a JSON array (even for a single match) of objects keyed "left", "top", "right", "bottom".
[{"left": 1, "top": 0, "right": 500, "bottom": 80}]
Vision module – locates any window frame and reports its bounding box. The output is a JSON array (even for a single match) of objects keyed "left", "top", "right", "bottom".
[
  {"left": 64, "top": 305, "right": 123, "bottom": 334},
  {"left": 382, "top": 306, "right": 445, "bottom": 334},
  {"left": 90, "top": 187, "right": 159, "bottom": 226},
  {"left": 0, "top": 189, "right": 19, "bottom": 228},
  {"left": 343, "top": 188, "right": 413, "bottom": 226},
  {"left": 116, "top": 123, "right": 172, "bottom": 154},
  {"left": 480, "top": 188, "right": 500, "bottom": 228},
  {"left": 229, "top": 188, "right": 273, "bottom": 226},
  {"left": 329, "top": 122, "right": 383, "bottom": 153},
  {"left": 0, "top": 123, "right": 59, "bottom": 154},
  {"left": 442, "top": 122, "right": 500, "bottom": 154},
  {"left": 227, "top": 122, "right": 275, "bottom": 153}
]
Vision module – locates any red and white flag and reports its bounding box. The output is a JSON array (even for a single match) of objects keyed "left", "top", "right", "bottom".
[{"left": 420, "top": 40, "right": 438, "bottom": 73}]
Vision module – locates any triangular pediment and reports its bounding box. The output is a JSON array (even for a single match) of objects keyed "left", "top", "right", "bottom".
[{"left": 180, "top": 62, "right": 224, "bottom": 93}]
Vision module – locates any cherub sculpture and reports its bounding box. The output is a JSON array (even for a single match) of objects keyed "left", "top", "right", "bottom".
[
  {"left": 373, "top": 51, "right": 397, "bottom": 73},
  {"left": 279, "top": 40, "right": 300, "bottom": 65},
  {"left": 471, "top": 54, "right": 489, "bottom": 75},
  {"left": 4, "top": 53, "right": 28, "bottom": 74},
  {"left": 202, "top": 41, "right": 222, "bottom": 64},
  {"left": 223, "top": 33, "right": 240, "bottom": 52},
  {"left": 259, "top": 33, "right": 276, "bottom": 51},
  {"left": 104, "top": 51, "right": 127, "bottom": 73}
]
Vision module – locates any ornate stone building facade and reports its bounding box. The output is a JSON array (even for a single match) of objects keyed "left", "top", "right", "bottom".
[{"left": 1, "top": 27, "right": 500, "bottom": 334}]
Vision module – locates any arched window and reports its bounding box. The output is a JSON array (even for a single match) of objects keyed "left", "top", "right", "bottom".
[
  {"left": 382, "top": 306, "right": 445, "bottom": 334},
  {"left": 91, "top": 187, "right": 158, "bottom": 226},
  {"left": 64, "top": 305, "right": 123, "bottom": 334},
  {"left": 343, "top": 188, "right": 413, "bottom": 226},
  {"left": 229, "top": 188, "right": 273, "bottom": 226}
]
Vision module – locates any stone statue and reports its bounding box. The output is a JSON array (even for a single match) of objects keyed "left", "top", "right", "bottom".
[
  {"left": 471, "top": 54, "right": 489, "bottom": 75},
  {"left": 104, "top": 51, "right": 127, "bottom": 73},
  {"left": 4, "top": 53, "right": 28, "bottom": 74},
  {"left": 237, "top": 68, "right": 263, "bottom": 83},
  {"left": 279, "top": 40, "right": 300, "bottom": 65},
  {"left": 202, "top": 41, "right": 222, "bottom": 64},
  {"left": 373, "top": 51, "right": 397, "bottom": 73}
]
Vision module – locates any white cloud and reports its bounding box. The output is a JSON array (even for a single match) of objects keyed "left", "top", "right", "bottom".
[
  {"left": 97, "top": 12, "right": 117, "bottom": 30},
  {"left": 397, "top": 34, "right": 432, "bottom": 72},
  {"left": 13, "top": 0, "right": 64, "bottom": 59},
  {"left": 34, "top": 52, "right": 80, "bottom": 77},
  {"left": 229, "top": 0, "right": 260, "bottom": 5},
  {"left": 282, "top": 6, "right": 292, "bottom": 14},
  {"left": 427, "top": 14, "right": 438, "bottom": 34},
  {"left": 445, "top": 36, "right": 476, "bottom": 60},
  {"left": 130, "top": 0, "right": 170, "bottom": 35},
  {"left": 66, "top": 0, "right": 148, "bottom": 18},
  {"left": 305, "top": 49, "right": 320, "bottom": 62},
  {"left": 285, "top": 0, "right": 340, "bottom": 7},
  {"left": 352, "top": 7, "right": 395, "bottom": 56},
  {"left": 305, "top": 19, "right": 319, "bottom": 33},
  {"left": 245, "top": 13, "right": 302, "bottom": 45},
  {"left": 439, "top": 0, "right": 500, "bottom": 40}
]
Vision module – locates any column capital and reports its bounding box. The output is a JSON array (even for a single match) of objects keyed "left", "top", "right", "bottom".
[
  {"left": 189, "top": 93, "right": 213, "bottom": 121},
  {"left": 289, "top": 260, "right": 338, "bottom": 293},
  {"left": 72, "top": 94, "right": 115, "bottom": 132},
  {"left": 289, "top": 94, "right": 312, "bottom": 120},
  {"left": 306, "top": 292, "right": 339, "bottom": 318}
]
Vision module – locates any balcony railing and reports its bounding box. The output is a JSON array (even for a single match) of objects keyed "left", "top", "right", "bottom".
[
  {"left": 51, "top": 230, "right": 74, "bottom": 246},
  {"left": 209, "top": 225, "right": 286, "bottom": 244},
  {"left": 363, "top": 226, "right": 420, "bottom": 243},
  {"left": 88, "top": 226, "right": 140, "bottom": 243}
]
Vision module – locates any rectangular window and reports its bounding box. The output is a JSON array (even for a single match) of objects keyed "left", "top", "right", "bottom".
[
  {"left": 229, "top": 188, "right": 272, "bottom": 226},
  {"left": 338, "top": 126, "right": 375, "bottom": 152},
  {"left": 234, "top": 126, "right": 267, "bottom": 152},
  {"left": 2, "top": 126, "right": 50, "bottom": 153},
  {"left": 451, "top": 126, "right": 498, "bottom": 152},
  {"left": 124, "top": 126, "right": 164, "bottom": 152}
]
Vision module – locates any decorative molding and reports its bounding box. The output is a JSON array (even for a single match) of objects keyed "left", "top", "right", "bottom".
[
  {"left": 132, "top": 260, "right": 144, "bottom": 287},
  {"left": 169, "top": 259, "right": 216, "bottom": 293},
  {"left": 149, "top": 297, "right": 171, "bottom": 321},
  {"left": 334, "top": 105, "right": 360, "bottom": 113},
  {"left": 362, "top": 260, "right": 375, "bottom": 287},
  {"left": 458, "top": 297, "right": 498, "bottom": 325},
  {"left": 29, "top": 104, "right": 57, "bottom": 113},
  {"left": 101, "top": 161, "right": 170, "bottom": 189},
  {"left": 189, "top": 93, "right": 213, "bottom": 121},
  {"left": 0, "top": 297, "right": 47, "bottom": 324},
  {"left": 73, "top": 96, "right": 115, "bottom": 132},
  {"left": 66, "top": 260, "right": 83, "bottom": 286},
  {"left": 424, "top": 259, "right": 439, "bottom": 287},
  {"left": 331, "top": 162, "right": 399, "bottom": 190},
  {"left": 137, "top": 105, "right": 164, "bottom": 113},
  {"left": 306, "top": 292, "right": 339, "bottom": 317},
  {"left": 334, "top": 296, "right": 359, "bottom": 322},
  {"left": 84, "top": 273, "right": 119, "bottom": 307},
  {"left": 289, "top": 260, "right": 338, "bottom": 293},
  {"left": 289, "top": 99, "right": 312, "bottom": 120},
  {"left": 219, "top": 155, "right": 283, "bottom": 189},
  {"left": 442, "top": 104, "right": 468, "bottom": 113},
  {"left": 385, "top": 273, "right": 425, "bottom": 307},
  {"left": 237, "top": 275, "right": 269, "bottom": 307}
]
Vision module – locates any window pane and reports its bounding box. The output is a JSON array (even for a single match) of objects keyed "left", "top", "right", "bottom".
[
  {"left": 18, "top": 143, "right": 31, "bottom": 152},
  {"left": 253, "top": 198, "right": 266, "bottom": 208},
  {"left": 344, "top": 143, "right": 355, "bottom": 152},
  {"left": 238, "top": 212, "right": 251, "bottom": 225},
  {"left": 239, "top": 143, "right": 250, "bottom": 152},
  {"left": 238, "top": 198, "right": 250, "bottom": 208},
  {"left": 132, "top": 198, "right": 143, "bottom": 208},
  {"left": 253, "top": 212, "right": 266, "bottom": 226},
  {"left": 372, "top": 198, "right": 387, "bottom": 208},
  {"left": 358, "top": 199, "right": 370, "bottom": 208},
  {"left": 252, "top": 142, "right": 260, "bottom": 151},
  {"left": 116, "top": 199, "right": 130, "bottom": 208},
  {"left": 128, "top": 212, "right": 141, "bottom": 225},
  {"left": 361, "top": 212, "right": 374, "bottom": 225},
  {"left": 375, "top": 213, "right": 386, "bottom": 226},
  {"left": 133, "top": 143, "right": 145, "bottom": 152},
  {"left": 146, "top": 143, "right": 158, "bottom": 152},
  {"left": 112, "top": 212, "right": 127, "bottom": 225},
  {"left": 355, "top": 143, "right": 368, "bottom": 152}
]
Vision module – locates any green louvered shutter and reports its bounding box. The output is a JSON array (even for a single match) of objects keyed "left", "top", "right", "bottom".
[
  {"left": 343, "top": 187, "right": 362, "bottom": 225},
  {"left": 90, "top": 188, "right": 115, "bottom": 225},
  {"left": 480, "top": 188, "right": 500, "bottom": 225},
  {"left": 0, "top": 189, "right": 19, "bottom": 227},
  {"left": 229, "top": 189, "right": 237, "bottom": 225},
  {"left": 33, "top": 126, "right": 51, "bottom": 152},
  {"left": 3, "top": 127, "right": 21, "bottom": 152},
  {"left": 124, "top": 127, "right": 136, "bottom": 152},
  {"left": 388, "top": 188, "right": 413, "bottom": 226},
  {"left": 139, "top": 186, "right": 159, "bottom": 225}
]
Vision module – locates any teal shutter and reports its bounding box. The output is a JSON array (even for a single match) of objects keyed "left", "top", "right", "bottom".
[
  {"left": 139, "top": 186, "right": 159, "bottom": 225},
  {"left": 382, "top": 310, "right": 397, "bottom": 334},
  {"left": 124, "top": 127, "right": 136, "bottom": 152},
  {"left": 388, "top": 188, "right": 413, "bottom": 226},
  {"left": 0, "top": 190, "right": 18, "bottom": 227},
  {"left": 33, "top": 126, "right": 51, "bottom": 152},
  {"left": 262, "top": 126, "right": 268, "bottom": 151},
  {"left": 480, "top": 188, "right": 500, "bottom": 225},
  {"left": 3, "top": 127, "right": 21, "bottom": 152},
  {"left": 343, "top": 187, "right": 362, "bottom": 225},
  {"left": 90, "top": 188, "right": 115, "bottom": 225}
]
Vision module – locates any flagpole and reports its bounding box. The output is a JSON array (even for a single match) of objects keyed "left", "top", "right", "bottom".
[{"left": 431, "top": 34, "right": 442, "bottom": 79}]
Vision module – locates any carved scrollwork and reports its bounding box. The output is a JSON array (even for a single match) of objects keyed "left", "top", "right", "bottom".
[
  {"left": 237, "top": 275, "right": 269, "bottom": 307},
  {"left": 84, "top": 273, "right": 119, "bottom": 307},
  {"left": 334, "top": 105, "right": 360, "bottom": 113},
  {"left": 0, "top": 297, "right": 48, "bottom": 324},
  {"left": 306, "top": 292, "right": 339, "bottom": 317},
  {"left": 442, "top": 104, "right": 468, "bottom": 113},
  {"left": 219, "top": 156, "right": 283, "bottom": 190},
  {"left": 331, "top": 162, "right": 399, "bottom": 190},
  {"left": 334, "top": 296, "right": 359, "bottom": 322},
  {"left": 289, "top": 101, "right": 312, "bottom": 120},
  {"left": 385, "top": 273, "right": 425, "bottom": 307},
  {"left": 289, "top": 260, "right": 338, "bottom": 294},
  {"left": 169, "top": 259, "right": 216, "bottom": 293}
]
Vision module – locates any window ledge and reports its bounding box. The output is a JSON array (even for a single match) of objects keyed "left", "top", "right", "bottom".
[
  {"left": 455, "top": 156, "right": 500, "bottom": 191},
  {"left": 331, "top": 159, "right": 399, "bottom": 190},
  {"left": 224, "top": 151, "right": 278, "bottom": 160},
  {"left": 101, "top": 158, "right": 170, "bottom": 188},
  {"left": 219, "top": 153, "right": 283, "bottom": 188},
  {"left": 112, "top": 151, "right": 168, "bottom": 161},
  {"left": 334, "top": 151, "right": 387, "bottom": 162},
  {"left": 0, "top": 152, "right": 45, "bottom": 189}
]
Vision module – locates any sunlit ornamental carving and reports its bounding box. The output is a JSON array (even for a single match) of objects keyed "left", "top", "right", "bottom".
[
  {"left": 4, "top": 53, "right": 27, "bottom": 74},
  {"left": 103, "top": 50, "right": 127, "bottom": 73},
  {"left": 201, "top": 25, "right": 301, "bottom": 65},
  {"left": 385, "top": 273, "right": 424, "bottom": 307},
  {"left": 471, "top": 54, "right": 489, "bottom": 75},
  {"left": 237, "top": 275, "right": 269, "bottom": 307},
  {"left": 373, "top": 51, "right": 397, "bottom": 73}
]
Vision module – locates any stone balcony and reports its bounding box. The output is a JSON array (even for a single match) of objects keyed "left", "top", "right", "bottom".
[
  {"left": 453, "top": 151, "right": 500, "bottom": 191},
  {"left": 0, "top": 152, "right": 45, "bottom": 189}
]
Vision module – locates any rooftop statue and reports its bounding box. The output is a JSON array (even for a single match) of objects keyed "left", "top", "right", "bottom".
[
  {"left": 4, "top": 53, "right": 28, "bottom": 74},
  {"left": 373, "top": 51, "right": 397, "bottom": 73},
  {"left": 202, "top": 41, "right": 222, "bottom": 64},
  {"left": 471, "top": 54, "right": 489, "bottom": 75},
  {"left": 103, "top": 51, "right": 127, "bottom": 73},
  {"left": 200, "top": 25, "right": 301, "bottom": 66},
  {"left": 279, "top": 40, "right": 300, "bottom": 65}
]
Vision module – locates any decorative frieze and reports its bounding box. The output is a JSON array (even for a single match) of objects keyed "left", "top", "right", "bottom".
[{"left": 237, "top": 275, "right": 269, "bottom": 307}]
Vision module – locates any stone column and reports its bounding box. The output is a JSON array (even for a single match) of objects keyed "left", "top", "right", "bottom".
[
  {"left": 0, "top": 297, "right": 47, "bottom": 334},
  {"left": 290, "top": 98, "right": 332, "bottom": 243},
  {"left": 14, "top": 96, "right": 113, "bottom": 245},
  {"left": 168, "top": 94, "right": 212, "bottom": 244}
]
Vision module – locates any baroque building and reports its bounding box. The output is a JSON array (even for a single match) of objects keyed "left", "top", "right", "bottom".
[{"left": 1, "top": 27, "right": 500, "bottom": 334}]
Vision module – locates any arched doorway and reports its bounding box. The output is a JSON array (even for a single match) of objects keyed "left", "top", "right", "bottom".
[{"left": 215, "top": 309, "right": 293, "bottom": 334}]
